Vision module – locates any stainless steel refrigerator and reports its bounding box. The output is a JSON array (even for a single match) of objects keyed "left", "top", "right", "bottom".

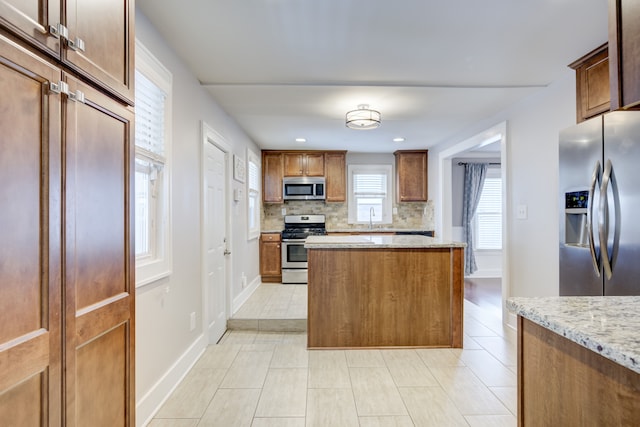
[{"left": 559, "top": 111, "right": 640, "bottom": 296}]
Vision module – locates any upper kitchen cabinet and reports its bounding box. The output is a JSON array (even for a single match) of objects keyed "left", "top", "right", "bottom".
[
  {"left": 569, "top": 44, "right": 610, "bottom": 123},
  {"left": 609, "top": 0, "right": 640, "bottom": 110},
  {"left": 263, "top": 151, "right": 284, "bottom": 203},
  {"left": 395, "top": 150, "right": 428, "bottom": 202},
  {"left": 325, "top": 151, "right": 346, "bottom": 202},
  {"left": 0, "top": 0, "right": 135, "bottom": 104},
  {"left": 284, "top": 152, "right": 324, "bottom": 177},
  {"left": 0, "top": 0, "right": 61, "bottom": 55}
]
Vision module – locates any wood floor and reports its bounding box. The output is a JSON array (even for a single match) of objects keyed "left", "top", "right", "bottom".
[
  {"left": 149, "top": 282, "right": 516, "bottom": 426},
  {"left": 464, "top": 277, "right": 502, "bottom": 316}
]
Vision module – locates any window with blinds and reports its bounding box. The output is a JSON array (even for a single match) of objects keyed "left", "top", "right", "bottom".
[
  {"left": 348, "top": 165, "right": 392, "bottom": 224},
  {"left": 247, "top": 149, "right": 260, "bottom": 239},
  {"left": 134, "top": 40, "right": 173, "bottom": 286},
  {"left": 475, "top": 171, "right": 502, "bottom": 250}
]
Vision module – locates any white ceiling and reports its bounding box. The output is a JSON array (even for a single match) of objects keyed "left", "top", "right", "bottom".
[{"left": 137, "top": 0, "right": 608, "bottom": 153}]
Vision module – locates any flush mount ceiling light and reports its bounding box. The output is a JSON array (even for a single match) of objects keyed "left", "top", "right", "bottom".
[{"left": 345, "top": 104, "right": 381, "bottom": 130}]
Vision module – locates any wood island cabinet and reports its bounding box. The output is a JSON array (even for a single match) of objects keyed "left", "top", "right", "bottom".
[
  {"left": 569, "top": 44, "right": 610, "bottom": 123},
  {"left": 284, "top": 152, "right": 324, "bottom": 177},
  {"left": 259, "top": 233, "right": 282, "bottom": 282},
  {"left": 324, "top": 151, "right": 346, "bottom": 202},
  {"left": 394, "top": 150, "right": 428, "bottom": 202},
  {"left": 1, "top": 1, "right": 135, "bottom": 423}
]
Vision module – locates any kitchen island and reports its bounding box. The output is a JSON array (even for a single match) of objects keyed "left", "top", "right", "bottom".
[
  {"left": 305, "top": 234, "right": 465, "bottom": 349},
  {"left": 507, "top": 297, "right": 640, "bottom": 426}
]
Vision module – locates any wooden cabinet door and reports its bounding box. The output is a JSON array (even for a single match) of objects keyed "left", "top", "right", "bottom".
[
  {"left": 284, "top": 152, "right": 324, "bottom": 176},
  {"left": 263, "top": 152, "right": 283, "bottom": 203},
  {"left": 63, "top": 0, "right": 135, "bottom": 104},
  {"left": 0, "top": 34, "right": 62, "bottom": 426},
  {"left": 395, "top": 150, "right": 428, "bottom": 202},
  {"left": 64, "top": 76, "right": 135, "bottom": 427},
  {"left": 609, "top": 0, "right": 640, "bottom": 110},
  {"left": 283, "top": 153, "right": 304, "bottom": 176},
  {"left": 325, "top": 152, "right": 346, "bottom": 202},
  {"left": 305, "top": 153, "right": 325, "bottom": 176},
  {"left": 0, "top": 0, "right": 61, "bottom": 55},
  {"left": 570, "top": 44, "right": 610, "bottom": 123},
  {"left": 260, "top": 234, "right": 282, "bottom": 279}
]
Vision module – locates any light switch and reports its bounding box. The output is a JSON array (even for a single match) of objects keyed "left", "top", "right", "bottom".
[{"left": 517, "top": 204, "right": 528, "bottom": 220}]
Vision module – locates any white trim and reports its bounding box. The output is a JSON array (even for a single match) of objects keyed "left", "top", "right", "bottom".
[
  {"left": 246, "top": 147, "right": 261, "bottom": 241},
  {"left": 134, "top": 39, "right": 173, "bottom": 289},
  {"left": 135, "top": 39, "right": 172, "bottom": 92},
  {"left": 200, "top": 121, "right": 233, "bottom": 344},
  {"left": 232, "top": 275, "right": 261, "bottom": 315},
  {"left": 347, "top": 164, "right": 393, "bottom": 225},
  {"left": 437, "top": 121, "right": 511, "bottom": 322},
  {"left": 135, "top": 334, "right": 206, "bottom": 427}
]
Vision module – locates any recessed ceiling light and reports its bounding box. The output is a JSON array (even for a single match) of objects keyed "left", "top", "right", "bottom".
[
  {"left": 295, "top": 138, "right": 306, "bottom": 143},
  {"left": 393, "top": 137, "right": 405, "bottom": 143}
]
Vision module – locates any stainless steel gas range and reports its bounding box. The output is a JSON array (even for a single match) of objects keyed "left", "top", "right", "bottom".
[{"left": 281, "top": 214, "right": 327, "bottom": 284}]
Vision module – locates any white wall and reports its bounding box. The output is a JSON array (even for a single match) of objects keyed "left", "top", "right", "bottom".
[
  {"left": 135, "top": 10, "right": 261, "bottom": 426},
  {"left": 430, "top": 70, "right": 576, "bottom": 302}
]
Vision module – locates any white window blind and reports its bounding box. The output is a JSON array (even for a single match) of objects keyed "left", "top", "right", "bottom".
[
  {"left": 475, "top": 175, "right": 502, "bottom": 250},
  {"left": 135, "top": 71, "right": 166, "bottom": 157},
  {"left": 348, "top": 165, "right": 392, "bottom": 224}
]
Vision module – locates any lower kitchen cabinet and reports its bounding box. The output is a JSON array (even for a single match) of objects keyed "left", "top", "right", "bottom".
[{"left": 260, "top": 233, "right": 282, "bottom": 282}]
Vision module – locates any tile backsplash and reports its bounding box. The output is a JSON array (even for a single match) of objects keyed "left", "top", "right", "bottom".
[{"left": 262, "top": 200, "right": 434, "bottom": 231}]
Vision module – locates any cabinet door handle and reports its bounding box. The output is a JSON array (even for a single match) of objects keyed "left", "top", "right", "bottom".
[{"left": 68, "top": 37, "right": 86, "bottom": 52}]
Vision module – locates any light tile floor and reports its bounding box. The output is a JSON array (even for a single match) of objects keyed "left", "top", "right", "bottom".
[{"left": 150, "top": 283, "right": 517, "bottom": 427}]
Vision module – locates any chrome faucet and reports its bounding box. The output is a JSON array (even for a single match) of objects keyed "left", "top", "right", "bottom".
[{"left": 369, "top": 207, "right": 375, "bottom": 229}]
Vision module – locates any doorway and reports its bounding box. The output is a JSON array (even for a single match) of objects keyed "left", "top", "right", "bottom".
[
  {"left": 201, "top": 122, "right": 231, "bottom": 344},
  {"left": 438, "top": 121, "right": 509, "bottom": 321}
]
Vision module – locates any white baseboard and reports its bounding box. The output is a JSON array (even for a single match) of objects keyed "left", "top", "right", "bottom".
[
  {"left": 232, "top": 275, "right": 261, "bottom": 315},
  {"left": 136, "top": 334, "right": 207, "bottom": 427},
  {"left": 467, "top": 269, "right": 502, "bottom": 279}
]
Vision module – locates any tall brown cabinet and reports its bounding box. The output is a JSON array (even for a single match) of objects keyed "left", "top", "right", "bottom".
[{"left": 0, "top": 1, "right": 135, "bottom": 426}]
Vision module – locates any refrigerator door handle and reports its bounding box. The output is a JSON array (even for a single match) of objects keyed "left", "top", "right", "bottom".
[
  {"left": 599, "top": 159, "right": 614, "bottom": 280},
  {"left": 587, "top": 161, "right": 601, "bottom": 277}
]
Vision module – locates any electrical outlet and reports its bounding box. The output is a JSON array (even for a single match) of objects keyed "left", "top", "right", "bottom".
[
  {"left": 190, "top": 312, "right": 196, "bottom": 331},
  {"left": 281, "top": 207, "right": 286, "bottom": 215},
  {"left": 241, "top": 272, "right": 247, "bottom": 288},
  {"left": 517, "top": 204, "right": 528, "bottom": 220}
]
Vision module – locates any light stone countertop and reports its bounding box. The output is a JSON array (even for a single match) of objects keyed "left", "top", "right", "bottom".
[
  {"left": 304, "top": 234, "right": 465, "bottom": 249},
  {"left": 507, "top": 296, "right": 640, "bottom": 374}
]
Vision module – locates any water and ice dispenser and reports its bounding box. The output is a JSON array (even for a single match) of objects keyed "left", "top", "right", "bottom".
[{"left": 564, "top": 190, "right": 590, "bottom": 247}]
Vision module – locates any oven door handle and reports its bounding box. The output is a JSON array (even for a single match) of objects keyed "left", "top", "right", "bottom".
[{"left": 282, "top": 239, "right": 306, "bottom": 243}]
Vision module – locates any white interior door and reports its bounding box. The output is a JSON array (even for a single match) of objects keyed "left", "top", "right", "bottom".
[{"left": 204, "top": 134, "right": 228, "bottom": 343}]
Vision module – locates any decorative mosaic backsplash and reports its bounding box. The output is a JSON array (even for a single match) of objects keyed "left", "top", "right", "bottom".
[{"left": 262, "top": 200, "right": 435, "bottom": 231}]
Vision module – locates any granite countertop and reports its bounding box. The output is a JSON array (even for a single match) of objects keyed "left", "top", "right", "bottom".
[
  {"left": 304, "top": 234, "right": 465, "bottom": 249},
  {"left": 507, "top": 296, "right": 640, "bottom": 374}
]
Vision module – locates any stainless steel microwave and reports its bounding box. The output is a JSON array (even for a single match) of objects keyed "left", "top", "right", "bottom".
[{"left": 283, "top": 177, "right": 325, "bottom": 200}]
